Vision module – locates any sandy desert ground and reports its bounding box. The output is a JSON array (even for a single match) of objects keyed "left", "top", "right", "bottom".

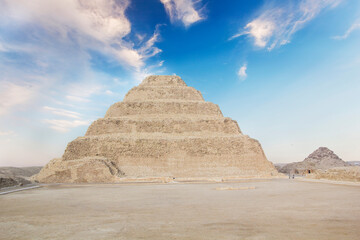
[{"left": 1, "top": 179, "right": 360, "bottom": 240}]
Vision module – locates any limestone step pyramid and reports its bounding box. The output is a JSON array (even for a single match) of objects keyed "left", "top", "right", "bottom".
[{"left": 35, "top": 75, "right": 278, "bottom": 183}]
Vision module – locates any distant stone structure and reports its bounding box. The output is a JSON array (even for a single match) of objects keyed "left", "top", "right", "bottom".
[
  {"left": 308, "top": 166, "right": 360, "bottom": 182},
  {"left": 35, "top": 75, "right": 277, "bottom": 183},
  {"left": 279, "top": 147, "right": 348, "bottom": 175}
]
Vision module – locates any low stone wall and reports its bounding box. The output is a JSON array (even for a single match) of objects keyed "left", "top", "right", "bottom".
[{"left": 307, "top": 166, "right": 360, "bottom": 182}]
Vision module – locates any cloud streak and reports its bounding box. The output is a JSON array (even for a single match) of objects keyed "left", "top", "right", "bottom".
[
  {"left": 231, "top": 0, "right": 344, "bottom": 50},
  {"left": 0, "top": 82, "right": 37, "bottom": 115},
  {"left": 43, "top": 106, "right": 82, "bottom": 119},
  {"left": 160, "top": 0, "right": 204, "bottom": 27},
  {"left": 333, "top": 19, "right": 360, "bottom": 40},
  {"left": 0, "top": 131, "right": 15, "bottom": 136},
  {"left": 237, "top": 63, "right": 247, "bottom": 80},
  {"left": 43, "top": 119, "right": 90, "bottom": 132},
  {"left": 43, "top": 105, "right": 93, "bottom": 132}
]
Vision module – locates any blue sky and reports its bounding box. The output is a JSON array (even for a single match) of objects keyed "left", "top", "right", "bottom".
[{"left": 0, "top": 0, "right": 359, "bottom": 166}]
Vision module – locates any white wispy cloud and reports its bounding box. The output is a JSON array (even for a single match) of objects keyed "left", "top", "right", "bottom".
[
  {"left": 43, "top": 106, "right": 82, "bottom": 119},
  {"left": 43, "top": 119, "right": 90, "bottom": 132},
  {"left": 160, "top": 0, "right": 205, "bottom": 27},
  {"left": 139, "top": 24, "right": 163, "bottom": 58},
  {"left": 64, "top": 81, "right": 104, "bottom": 103},
  {"left": 104, "top": 90, "right": 113, "bottom": 95},
  {"left": 65, "top": 95, "right": 91, "bottom": 103},
  {"left": 0, "top": 42, "right": 6, "bottom": 52},
  {"left": 0, "top": 0, "right": 162, "bottom": 69},
  {"left": 43, "top": 106, "right": 93, "bottom": 132},
  {"left": 0, "top": 0, "right": 165, "bottom": 121},
  {"left": 113, "top": 78, "right": 129, "bottom": 86},
  {"left": 0, "top": 82, "right": 37, "bottom": 115},
  {"left": 231, "top": 0, "right": 344, "bottom": 50},
  {"left": 0, "top": 130, "right": 15, "bottom": 136},
  {"left": 333, "top": 19, "right": 360, "bottom": 40},
  {"left": 237, "top": 63, "right": 247, "bottom": 80},
  {"left": 158, "top": 60, "right": 165, "bottom": 67}
]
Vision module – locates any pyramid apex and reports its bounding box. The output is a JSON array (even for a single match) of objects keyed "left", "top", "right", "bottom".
[
  {"left": 141, "top": 75, "right": 187, "bottom": 86},
  {"left": 307, "top": 147, "right": 342, "bottom": 161}
]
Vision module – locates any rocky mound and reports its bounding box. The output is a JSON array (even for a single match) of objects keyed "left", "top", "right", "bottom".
[
  {"left": 0, "top": 177, "right": 19, "bottom": 188},
  {"left": 0, "top": 166, "right": 42, "bottom": 188},
  {"left": 0, "top": 166, "right": 42, "bottom": 178},
  {"left": 279, "top": 147, "right": 348, "bottom": 174},
  {"left": 34, "top": 75, "right": 278, "bottom": 183}
]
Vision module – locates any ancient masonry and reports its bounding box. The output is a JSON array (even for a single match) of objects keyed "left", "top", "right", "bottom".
[{"left": 35, "top": 75, "right": 278, "bottom": 183}]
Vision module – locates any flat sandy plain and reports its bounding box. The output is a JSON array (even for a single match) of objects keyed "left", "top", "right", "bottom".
[{"left": 1, "top": 179, "right": 360, "bottom": 240}]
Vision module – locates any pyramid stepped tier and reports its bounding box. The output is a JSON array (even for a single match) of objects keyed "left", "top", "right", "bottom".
[
  {"left": 140, "top": 75, "right": 187, "bottom": 86},
  {"left": 124, "top": 86, "right": 204, "bottom": 102},
  {"left": 35, "top": 75, "right": 278, "bottom": 183},
  {"left": 63, "top": 135, "right": 257, "bottom": 161},
  {"left": 85, "top": 117, "right": 241, "bottom": 136},
  {"left": 105, "top": 101, "right": 222, "bottom": 117},
  {"left": 124, "top": 75, "right": 204, "bottom": 102},
  {"left": 60, "top": 135, "right": 274, "bottom": 177}
]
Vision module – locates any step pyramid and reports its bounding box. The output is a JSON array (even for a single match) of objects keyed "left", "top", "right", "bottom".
[{"left": 35, "top": 75, "right": 277, "bottom": 183}]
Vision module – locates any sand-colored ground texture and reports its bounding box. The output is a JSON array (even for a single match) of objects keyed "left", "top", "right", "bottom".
[{"left": 1, "top": 179, "right": 360, "bottom": 240}]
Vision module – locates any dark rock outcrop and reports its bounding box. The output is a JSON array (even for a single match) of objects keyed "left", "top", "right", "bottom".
[{"left": 0, "top": 177, "right": 18, "bottom": 188}]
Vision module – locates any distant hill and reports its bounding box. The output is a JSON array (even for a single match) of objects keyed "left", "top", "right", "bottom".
[
  {"left": 0, "top": 166, "right": 42, "bottom": 177},
  {"left": 279, "top": 147, "right": 348, "bottom": 175},
  {"left": 348, "top": 161, "right": 360, "bottom": 166},
  {"left": 0, "top": 166, "right": 42, "bottom": 189},
  {"left": 274, "top": 163, "right": 287, "bottom": 172}
]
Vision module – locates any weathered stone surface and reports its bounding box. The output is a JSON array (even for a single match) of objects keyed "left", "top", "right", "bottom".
[
  {"left": 124, "top": 86, "right": 203, "bottom": 102},
  {"left": 308, "top": 166, "right": 360, "bottom": 182},
  {"left": 35, "top": 75, "right": 277, "bottom": 183},
  {"left": 34, "top": 157, "right": 123, "bottom": 183},
  {"left": 86, "top": 117, "right": 241, "bottom": 136},
  {"left": 105, "top": 101, "right": 222, "bottom": 117},
  {"left": 141, "top": 75, "right": 187, "bottom": 86}
]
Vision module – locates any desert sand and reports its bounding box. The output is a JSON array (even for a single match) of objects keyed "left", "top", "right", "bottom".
[{"left": 1, "top": 179, "right": 360, "bottom": 240}]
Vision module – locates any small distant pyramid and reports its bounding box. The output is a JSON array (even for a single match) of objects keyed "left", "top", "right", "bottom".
[
  {"left": 35, "top": 75, "right": 278, "bottom": 183},
  {"left": 305, "top": 147, "right": 345, "bottom": 164},
  {"left": 280, "top": 147, "right": 348, "bottom": 174}
]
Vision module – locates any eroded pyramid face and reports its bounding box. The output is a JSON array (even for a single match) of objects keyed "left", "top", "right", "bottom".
[{"left": 35, "top": 75, "right": 277, "bottom": 183}]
